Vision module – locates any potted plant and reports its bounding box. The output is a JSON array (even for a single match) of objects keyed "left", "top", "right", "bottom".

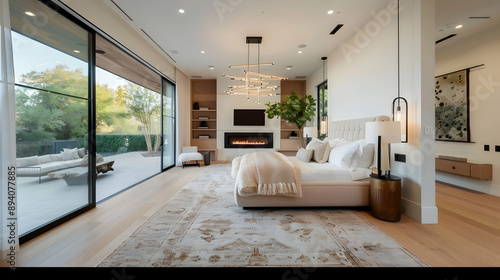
[{"left": 264, "top": 91, "right": 316, "bottom": 148}]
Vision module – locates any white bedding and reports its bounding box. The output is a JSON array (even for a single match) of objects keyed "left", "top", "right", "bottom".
[{"left": 287, "top": 157, "right": 372, "bottom": 182}]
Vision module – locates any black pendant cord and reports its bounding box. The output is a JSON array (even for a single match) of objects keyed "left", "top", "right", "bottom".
[{"left": 397, "top": 0, "right": 400, "bottom": 108}]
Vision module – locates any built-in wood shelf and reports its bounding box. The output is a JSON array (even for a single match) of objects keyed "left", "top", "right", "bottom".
[
  {"left": 436, "top": 158, "right": 492, "bottom": 181},
  {"left": 191, "top": 79, "right": 217, "bottom": 160}
]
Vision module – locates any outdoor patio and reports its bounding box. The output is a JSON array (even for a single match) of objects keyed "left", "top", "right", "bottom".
[{"left": 17, "top": 151, "right": 169, "bottom": 236}]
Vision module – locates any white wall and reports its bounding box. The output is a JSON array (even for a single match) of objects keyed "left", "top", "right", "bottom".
[
  {"left": 435, "top": 23, "right": 500, "bottom": 196},
  {"left": 326, "top": 0, "right": 437, "bottom": 223},
  {"left": 175, "top": 69, "right": 191, "bottom": 166}
]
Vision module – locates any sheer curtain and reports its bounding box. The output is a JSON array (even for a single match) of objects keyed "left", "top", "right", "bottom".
[{"left": 0, "top": 0, "right": 17, "bottom": 267}]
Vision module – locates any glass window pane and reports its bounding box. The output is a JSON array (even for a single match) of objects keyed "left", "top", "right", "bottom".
[
  {"left": 10, "top": 0, "right": 91, "bottom": 238},
  {"left": 16, "top": 88, "right": 89, "bottom": 235},
  {"left": 10, "top": 0, "right": 89, "bottom": 99},
  {"left": 95, "top": 33, "right": 163, "bottom": 201}
]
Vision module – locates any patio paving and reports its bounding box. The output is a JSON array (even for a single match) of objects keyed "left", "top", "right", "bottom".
[{"left": 17, "top": 151, "right": 169, "bottom": 236}]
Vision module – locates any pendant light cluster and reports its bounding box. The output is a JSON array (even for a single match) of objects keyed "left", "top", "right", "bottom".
[{"left": 223, "top": 37, "right": 287, "bottom": 103}]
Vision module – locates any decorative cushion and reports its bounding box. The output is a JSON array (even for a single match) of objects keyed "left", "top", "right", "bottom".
[
  {"left": 306, "top": 138, "right": 330, "bottom": 164},
  {"left": 50, "top": 154, "right": 63, "bottom": 162},
  {"left": 78, "top": 148, "right": 86, "bottom": 158},
  {"left": 328, "top": 141, "right": 362, "bottom": 170},
  {"left": 328, "top": 138, "right": 348, "bottom": 148},
  {"left": 296, "top": 148, "right": 313, "bottom": 163},
  {"left": 61, "top": 150, "right": 74, "bottom": 161},
  {"left": 356, "top": 141, "right": 375, "bottom": 169},
  {"left": 38, "top": 155, "right": 52, "bottom": 164},
  {"left": 64, "top": 148, "right": 81, "bottom": 159}
]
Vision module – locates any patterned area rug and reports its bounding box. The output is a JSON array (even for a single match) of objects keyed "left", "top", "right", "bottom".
[{"left": 99, "top": 164, "right": 428, "bottom": 267}]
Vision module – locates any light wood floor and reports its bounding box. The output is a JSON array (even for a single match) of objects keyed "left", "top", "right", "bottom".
[{"left": 17, "top": 164, "right": 500, "bottom": 267}]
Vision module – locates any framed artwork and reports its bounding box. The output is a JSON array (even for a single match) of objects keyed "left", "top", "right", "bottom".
[{"left": 435, "top": 69, "right": 470, "bottom": 142}]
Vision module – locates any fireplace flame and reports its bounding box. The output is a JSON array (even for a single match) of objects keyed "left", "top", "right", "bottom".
[{"left": 232, "top": 140, "right": 266, "bottom": 145}]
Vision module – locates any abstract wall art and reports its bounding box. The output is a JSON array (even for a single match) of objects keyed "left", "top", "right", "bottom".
[{"left": 435, "top": 69, "right": 470, "bottom": 142}]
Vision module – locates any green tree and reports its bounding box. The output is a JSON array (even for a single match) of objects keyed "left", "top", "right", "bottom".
[{"left": 123, "top": 83, "right": 162, "bottom": 153}]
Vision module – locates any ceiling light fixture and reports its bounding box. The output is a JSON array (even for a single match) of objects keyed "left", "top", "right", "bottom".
[
  {"left": 298, "top": 51, "right": 303, "bottom": 54},
  {"left": 73, "top": 50, "right": 80, "bottom": 53},
  {"left": 223, "top": 36, "right": 286, "bottom": 103},
  {"left": 201, "top": 50, "right": 205, "bottom": 54},
  {"left": 328, "top": 10, "right": 334, "bottom": 15},
  {"left": 178, "top": 9, "right": 185, "bottom": 14},
  {"left": 455, "top": 24, "right": 463, "bottom": 29},
  {"left": 209, "top": 65, "right": 214, "bottom": 70},
  {"left": 25, "top": 11, "right": 36, "bottom": 17}
]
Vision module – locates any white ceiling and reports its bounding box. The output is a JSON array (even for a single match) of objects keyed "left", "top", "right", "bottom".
[{"left": 108, "top": 0, "right": 500, "bottom": 80}]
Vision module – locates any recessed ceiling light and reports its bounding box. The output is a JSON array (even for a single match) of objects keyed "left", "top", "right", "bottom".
[
  {"left": 286, "top": 66, "right": 292, "bottom": 70},
  {"left": 178, "top": 9, "right": 185, "bottom": 14},
  {"left": 455, "top": 24, "right": 463, "bottom": 29},
  {"left": 201, "top": 50, "right": 205, "bottom": 54},
  {"left": 25, "top": 11, "right": 36, "bottom": 17},
  {"left": 298, "top": 44, "right": 307, "bottom": 48},
  {"left": 298, "top": 51, "right": 303, "bottom": 54},
  {"left": 73, "top": 50, "right": 80, "bottom": 53},
  {"left": 328, "top": 10, "right": 334, "bottom": 15},
  {"left": 209, "top": 65, "right": 214, "bottom": 70}
]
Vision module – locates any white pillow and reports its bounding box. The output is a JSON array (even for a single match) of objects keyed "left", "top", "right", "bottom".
[
  {"left": 64, "top": 148, "right": 81, "bottom": 159},
  {"left": 61, "top": 150, "right": 74, "bottom": 161},
  {"left": 357, "top": 142, "right": 375, "bottom": 169},
  {"left": 296, "top": 148, "right": 313, "bottom": 163},
  {"left": 306, "top": 139, "right": 330, "bottom": 163},
  {"left": 328, "top": 141, "right": 362, "bottom": 170},
  {"left": 328, "top": 138, "right": 348, "bottom": 148}
]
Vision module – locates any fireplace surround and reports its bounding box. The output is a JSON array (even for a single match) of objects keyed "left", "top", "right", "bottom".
[{"left": 224, "top": 132, "right": 274, "bottom": 149}]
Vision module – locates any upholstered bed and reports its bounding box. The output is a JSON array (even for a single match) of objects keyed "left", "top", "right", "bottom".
[{"left": 233, "top": 115, "right": 390, "bottom": 207}]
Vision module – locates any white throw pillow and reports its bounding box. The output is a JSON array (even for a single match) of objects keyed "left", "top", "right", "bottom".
[
  {"left": 328, "top": 141, "right": 362, "bottom": 170},
  {"left": 61, "top": 150, "right": 74, "bottom": 161},
  {"left": 296, "top": 148, "right": 313, "bottom": 163},
  {"left": 357, "top": 141, "right": 375, "bottom": 169},
  {"left": 64, "top": 148, "right": 81, "bottom": 159},
  {"left": 328, "top": 138, "right": 348, "bottom": 148},
  {"left": 306, "top": 138, "right": 330, "bottom": 163}
]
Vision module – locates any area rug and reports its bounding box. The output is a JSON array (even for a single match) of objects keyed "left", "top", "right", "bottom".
[{"left": 98, "top": 164, "right": 428, "bottom": 267}]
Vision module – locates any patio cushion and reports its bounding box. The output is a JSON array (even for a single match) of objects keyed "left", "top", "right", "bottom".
[
  {"left": 34, "top": 158, "right": 82, "bottom": 173},
  {"left": 17, "top": 156, "right": 40, "bottom": 167},
  {"left": 38, "top": 155, "right": 52, "bottom": 164}
]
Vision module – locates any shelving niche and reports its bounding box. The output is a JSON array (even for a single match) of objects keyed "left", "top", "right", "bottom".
[{"left": 191, "top": 79, "right": 217, "bottom": 161}]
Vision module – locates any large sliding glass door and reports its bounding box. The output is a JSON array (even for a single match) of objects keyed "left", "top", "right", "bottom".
[
  {"left": 10, "top": 0, "right": 93, "bottom": 238},
  {"left": 95, "top": 34, "right": 163, "bottom": 202}
]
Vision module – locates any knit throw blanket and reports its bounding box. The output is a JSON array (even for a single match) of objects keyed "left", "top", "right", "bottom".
[{"left": 233, "top": 151, "right": 302, "bottom": 197}]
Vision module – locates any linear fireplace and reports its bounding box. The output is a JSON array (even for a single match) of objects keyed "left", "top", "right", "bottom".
[{"left": 224, "top": 132, "right": 274, "bottom": 149}]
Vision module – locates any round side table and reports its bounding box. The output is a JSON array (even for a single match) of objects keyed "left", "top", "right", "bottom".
[{"left": 369, "top": 173, "right": 402, "bottom": 222}]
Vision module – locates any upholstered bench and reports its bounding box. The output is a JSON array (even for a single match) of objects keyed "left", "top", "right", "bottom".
[{"left": 178, "top": 146, "right": 203, "bottom": 168}]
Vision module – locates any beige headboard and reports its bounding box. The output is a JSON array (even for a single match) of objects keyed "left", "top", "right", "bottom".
[{"left": 329, "top": 116, "right": 390, "bottom": 142}]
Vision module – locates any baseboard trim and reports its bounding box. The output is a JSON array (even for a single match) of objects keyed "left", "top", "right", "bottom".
[{"left": 402, "top": 198, "right": 438, "bottom": 224}]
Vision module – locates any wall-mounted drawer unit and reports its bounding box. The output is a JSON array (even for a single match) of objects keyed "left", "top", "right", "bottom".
[{"left": 435, "top": 158, "right": 492, "bottom": 181}]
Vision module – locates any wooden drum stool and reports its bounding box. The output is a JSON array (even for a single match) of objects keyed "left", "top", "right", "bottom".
[{"left": 369, "top": 173, "right": 402, "bottom": 222}]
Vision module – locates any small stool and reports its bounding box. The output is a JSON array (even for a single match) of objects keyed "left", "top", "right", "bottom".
[{"left": 178, "top": 146, "right": 203, "bottom": 168}]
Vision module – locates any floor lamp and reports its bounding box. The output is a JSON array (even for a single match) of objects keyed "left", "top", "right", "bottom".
[{"left": 365, "top": 121, "right": 401, "bottom": 178}]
